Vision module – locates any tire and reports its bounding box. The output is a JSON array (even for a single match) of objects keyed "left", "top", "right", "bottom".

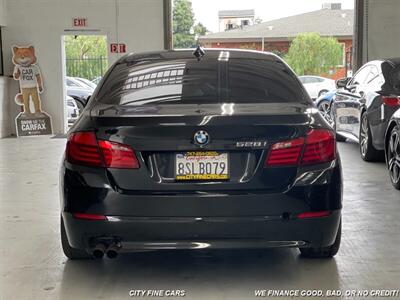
[
  {"left": 359, "top": 113, "right": 384, "bottom": 162},
  {"left": 336, "top": 134, "right": 347, "bottom": 142},
  {"left": 317, "top": 100, "right": 333, "bottom": 125},
  {"left": 61, "top": 217, "right": 92, "bottom": 260},
  {"left": 387, "top": 125, "right": 400, "bottom": 190},
  {"left": 299, "top": 219, "right": 341, "bottom": 258},
  {"left": 318, "top": 89, "right": 328, "bottom": 97}
]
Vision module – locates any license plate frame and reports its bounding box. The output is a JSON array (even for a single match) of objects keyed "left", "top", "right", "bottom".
[{"left": 175, "top": 151, "right": 229, "bottom": 181}]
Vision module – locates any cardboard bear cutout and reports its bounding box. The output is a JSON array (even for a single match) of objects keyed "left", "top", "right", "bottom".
[{"left": 12, "top": 45, "right": 52, "bottom": 136}]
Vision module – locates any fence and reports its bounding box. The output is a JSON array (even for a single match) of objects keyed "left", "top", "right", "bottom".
[{"left": 66, "top": 57, "right": 108, "bottom": 80}]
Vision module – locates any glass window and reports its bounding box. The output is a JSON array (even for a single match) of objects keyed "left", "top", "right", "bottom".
[
  {"left": 365, "top": 65, "right": 380, "bottom": 84},
  {"left": 66, "top": 79, "right": 80, "bottom": 87},
  {"left": 350, "top": 66, "right": 371, "bottom": 85},
  {"left": 97, "top": 58, "right": 307, "bottom": 105}
]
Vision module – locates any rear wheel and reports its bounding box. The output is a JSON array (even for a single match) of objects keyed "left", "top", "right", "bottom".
[
  {"left": 359, "top": 113, "right": 383, "bottom": 161},
  {"left": 387, "top": 125, "right": 400, "bottom": 190},
  {"left": 299, "top": 219, "right": 341, "bottom": 258},
  {"left": 61, "top": 217, "right": 92, "bottom": 260}
]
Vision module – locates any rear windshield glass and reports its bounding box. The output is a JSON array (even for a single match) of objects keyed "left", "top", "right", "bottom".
[{"left": 96, "top": 58, "right": 307, "bottom": 105}]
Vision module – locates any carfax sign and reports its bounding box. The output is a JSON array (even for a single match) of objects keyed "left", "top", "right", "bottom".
[{"left": 12, "top": 45, "right": 53, "bottom": 137}]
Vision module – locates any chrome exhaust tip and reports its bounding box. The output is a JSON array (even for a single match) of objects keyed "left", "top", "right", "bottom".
[
  {"left": 106, "top": 244, "right": 120, "bottom": 259},
  {"left": 92, "top": 243, "right": 106, "bottom": 259}
]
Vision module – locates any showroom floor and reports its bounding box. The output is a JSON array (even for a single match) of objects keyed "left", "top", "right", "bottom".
[{"left": 0, "top": 136, "right": 399, "bottom": 300}]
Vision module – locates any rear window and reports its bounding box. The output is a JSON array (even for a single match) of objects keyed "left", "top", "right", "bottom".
[{"left": 97, "top": 58, "right": 308, "bottom": 105}]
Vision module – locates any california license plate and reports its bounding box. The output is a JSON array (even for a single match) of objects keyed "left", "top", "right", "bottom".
[{"left": 175, "top": 151, "right": 229, "bottom": 180}]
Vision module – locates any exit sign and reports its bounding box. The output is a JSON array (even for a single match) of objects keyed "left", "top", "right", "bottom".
[
  {"left": 73, "top": 18, "right": 87, "bottom": 27},
  {"left": 110, "top": 43, "right": 127, "bottom": 53}
]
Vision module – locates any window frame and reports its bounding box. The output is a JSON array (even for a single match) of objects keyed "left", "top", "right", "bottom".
[{"left": 0, "top": 27, "right": 3, "bottom": 76}]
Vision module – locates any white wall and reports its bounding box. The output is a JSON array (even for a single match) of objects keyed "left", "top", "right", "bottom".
[
  {"left": 0, "top": 0, "right": 6, "bottom": 26},
  {"left": 364, "top": 0, "right": 400, "bottom": 62},
  {"left": 1, "top": 0, "right": 166, "bottom": 136},
  {"left": 0, "top": 77, "right": 11, "bottom": 138}
]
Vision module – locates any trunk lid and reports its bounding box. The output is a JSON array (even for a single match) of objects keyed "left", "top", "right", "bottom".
[{"left": 91, "top": 103, "right": 311, "bottom": 192}]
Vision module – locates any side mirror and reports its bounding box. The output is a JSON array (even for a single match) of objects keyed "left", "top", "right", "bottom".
[{"left": 336, "top": 77, "right": 351, "bottom": 89}]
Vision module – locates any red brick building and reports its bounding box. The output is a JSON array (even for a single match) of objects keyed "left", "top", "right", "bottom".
[{"left": 199, "top": 4, "right": 353, "bottom": 80}]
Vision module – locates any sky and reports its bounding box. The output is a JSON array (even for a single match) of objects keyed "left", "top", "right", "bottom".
[{"left": 191, "top": 0, "right": 354, "bottom": 33}]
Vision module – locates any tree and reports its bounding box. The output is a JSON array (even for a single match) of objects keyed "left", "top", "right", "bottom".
[
  {"left": 173, "top": 0, "right": 208, "bottom": 48},
  {"left": 285, "top": 33, "right": 343, "bottom": 75},
  {"left": 64, "top": 35, "right": 108, "bottom": 79},
  {"left": 194, "top": 22, "right": 207, "bottom": 37},
  {"left": 173, "top": 0, "right": 195, "bottom": 48}
]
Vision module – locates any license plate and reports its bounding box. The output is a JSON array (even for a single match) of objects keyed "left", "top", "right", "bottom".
[{"left": 175, "top": 151, "right": 229, "bottom": 180}]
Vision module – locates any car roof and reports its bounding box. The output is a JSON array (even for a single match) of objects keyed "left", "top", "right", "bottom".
[{"left": 119, "top": 49, "right": 283, "bottom": 65}]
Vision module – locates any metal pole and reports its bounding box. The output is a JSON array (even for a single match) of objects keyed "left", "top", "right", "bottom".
[
  {"left": 353, "top": 0, "right": 365, "bottom": 72},
  {"left": 163, "top": 0, "right": 173, "bottom": 50}
]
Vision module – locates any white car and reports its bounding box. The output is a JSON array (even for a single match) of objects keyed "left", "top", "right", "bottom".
[
  {"left": 298, "top": 76, "right": 336, "bottom": 99},
  {"left": 74, "top": 77, "right": 97, "bottom": 90},
  {"left": 67, "top": 96, "right": 80, "bottom": 123}
]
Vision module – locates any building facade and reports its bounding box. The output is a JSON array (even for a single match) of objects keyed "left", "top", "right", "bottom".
[
  {"left": 218, "top": 10, "right": 255, "bottom": 32},
  {"left": 201, "top": 4, "right": 353, "bottom": 80}
]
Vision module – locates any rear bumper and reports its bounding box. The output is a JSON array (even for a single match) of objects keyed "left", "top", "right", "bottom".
[
  {"left": 62, "top": 210, "right": 341, "bottom": 251},
  {"left": 61, "top": 157, "right": 342, "bottom": 252}
]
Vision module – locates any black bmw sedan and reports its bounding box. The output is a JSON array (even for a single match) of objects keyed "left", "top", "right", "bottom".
[
  {"left": 331, "top": 58, "right": 400, "bottom": 161},
  {"left": 60, "top": 49, "right": 342, "bottom": 260}
]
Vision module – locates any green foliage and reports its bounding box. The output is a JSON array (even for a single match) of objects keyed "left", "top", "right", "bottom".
[
  {"left": 194, "top": 22, "right": 207, "bottom": 37},
  {"left": 173, "top": 0, "right": 208, "bottom": 48},
  {"left": 64, "top": 35, "right": 108, "bottom": 80},
  {"left": 285, "top": 33, "right": 343, "bottom": 75}
]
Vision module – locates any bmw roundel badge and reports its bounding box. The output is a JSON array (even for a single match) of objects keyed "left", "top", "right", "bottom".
[{"left": 193, "top": 130, "right": 210, "bottom": 146}]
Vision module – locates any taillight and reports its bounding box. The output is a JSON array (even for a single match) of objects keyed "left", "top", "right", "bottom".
[
  {"left": 382, "top": 96, "right": 400, "bottom": 107},
  {"left": 66, "top": 132, "right": 103, "bottom": 167},
  {"left": 266, "top": 137, "right": 304, "bottom": 166},
  {"left": 302, "top": 129, "right": 336, "bottom": 165},
  {"left": 98, "top": 140, "right": 139, "bottom": 168},
  {"left": 66, "top": 131, "right": 139, "bottom": 169},
  {"left": 265, "top": 129, "right": 336, "bottom": 167}
]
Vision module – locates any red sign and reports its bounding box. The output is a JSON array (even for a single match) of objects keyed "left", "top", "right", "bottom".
[
  {"left": 73, "top": 18, "right": 87, "bottom": 27},
  {"left": 110, "top": 43, "right": 127, "bottom": 53}
]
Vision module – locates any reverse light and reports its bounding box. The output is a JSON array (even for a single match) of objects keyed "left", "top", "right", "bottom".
[
  {"left": 66, "top": 131, "right": 139, "bottom": 169},
  {"left": 382, "top": 96, "right": 400, "bottom": 107},
  {"left": 265, "top": 129, "right": 336, "bottom": 167}
]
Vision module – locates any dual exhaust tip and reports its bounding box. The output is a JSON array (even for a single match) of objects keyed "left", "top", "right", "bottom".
[{"left": 92, "top": 243, "right": 120, "bottom": 259}]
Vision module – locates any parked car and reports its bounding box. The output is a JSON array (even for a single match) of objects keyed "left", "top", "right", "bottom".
[
  {"left": 314, "top": 90, "right": 336, "bottom": 124},
  {"left": 66, "top": 77, "right": 93, "bottom": 111},
  {"left": 66, "top": 96, "right": 79, "bottom": 123},
  {"left": 66, "top": 76, "right": 94, "bottom": 91},
  {"left": 60, "top": 49, "right": 342, "bottom": 260},
  {"left": 299, "top": 75, "right": 336, "bottom": 99},
  {"left": 331, "top": 59, "right": 400, "bottom": 161},
  {"left": 385, "top": 108, "right": 400, "bottom": 190},
  {"left": 74, "top": 77, "right": 97, "bottom": 90}
]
